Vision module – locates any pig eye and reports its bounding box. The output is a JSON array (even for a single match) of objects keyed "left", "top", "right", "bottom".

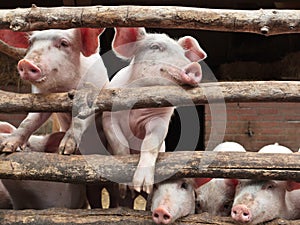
[
  {"left": 150, "top": 43, "right": 163, "bottom": 51},
  {"left": 60, "top": 39, "right": 69, "bottom": 48},
  {"left": 263, "top": 182, "right": 276, "bottom": 190},
  {"left": 181, "top": 182, "right": 189, "bottom": 190}
]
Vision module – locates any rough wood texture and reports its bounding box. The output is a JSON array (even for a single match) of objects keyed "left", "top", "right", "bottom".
[
  {"left": 0, "top": 151, "right": 300, "bottom": 184},
  {"left": 0, "top": 208, "right": 298, "bottom": 225},
  {"left": 0, "top": 81, "right": 299, "bottom": 114},
  {"left": 0, "top": 5, "right": 299, "bottom": 35},
  {"left": 0, "top": 39, "right": 25, "bottom": 60}
]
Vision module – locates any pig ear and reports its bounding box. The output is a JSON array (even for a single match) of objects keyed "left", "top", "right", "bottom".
[
  {"left": 112, "top": 27, "right": 146, "bottom": 59},
  {"left": 79, "top": 28, "right": 105, "bottom": 57},
  {"left": 193, "top": 178, "right": 212, "bottom": 188},
  {"left": 0, "top": 122, "right": 16, "bottom": 133},
  {"left": 0, "top": 30, "right": 29, "bottom": 48},
  {"left": 178, "top": 36, "right": 207, "bottom": 62},
  {"left": 224, "top": 179, "right": 239, "bottom": 188},
  {"left": 286, "top": 180, "right": 300, "bottom": 192},
  {"left": 43, "top": 132, "right": 65, "bottom": 153}
]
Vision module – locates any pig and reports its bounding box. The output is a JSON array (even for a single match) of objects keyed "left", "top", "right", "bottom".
[
  {"left": 102, "top": 27, "right": 207, "bottom": 195},
  {"left": 196, "top": 142, "right": 245, "bottom": 216},
  {"left": 231, "top": 143, "right": 300, "bottom": 224},
  {"left": 0, "top": 121, "right": 87, "bottom": 209},
  {"left": 150, "top": 178, "right": 211, "bottom": 224},
  {"left": 0, "top": 28, "right": 108, "bottom": 154}
]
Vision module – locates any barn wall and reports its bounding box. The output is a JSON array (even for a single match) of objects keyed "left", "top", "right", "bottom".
[{"left": 205, "top": 102, "right": 300, "bottom": 152}]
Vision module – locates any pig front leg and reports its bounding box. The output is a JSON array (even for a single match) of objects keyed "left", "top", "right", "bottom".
[
  {"left": 102, "top": 112, "right": 131, "bottom": 198},
  {"left": 0, "top": 112, "right": 52, "bottom": 152},
  {"left": 59, "top": 115, "right": 94, "bottom": 155},
  {"left": 132, "top": 118, "right": 168, "bottom": 194}
]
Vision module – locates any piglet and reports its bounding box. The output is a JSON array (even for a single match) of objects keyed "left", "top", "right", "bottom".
[
  {"left": 0, "top": 28, "right": 108, "bottom": 154},
  {"left": 0, "top": 122, "right": 87, "bottom": 209},
  {"left": 231, "top": 143, "right": 300, "bottom": 224},
  {"left": 102, "top": 27, "right": 206, "bottom": 194},
  {"left": 196, "top": 142, "right": 244, "bottom": 216},
  {"left": 150, "top": 178, "right": 211, "bottom": 224}
]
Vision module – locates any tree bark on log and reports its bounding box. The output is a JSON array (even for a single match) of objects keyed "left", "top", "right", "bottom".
[
  {"left": 0, "top": 207, "right": 297, "bottom": 225},
  {"left": 0, "top": 151, "right": 300, "bottom": 184},
  {"left": 0, "top": 81, "right": 299, "bottom": 114},
  {"left": 0, "top": 5, "right": 299, "bottom": 36},
  {"left": 0, "top": 39, "right": 26, "bottom": 60}
]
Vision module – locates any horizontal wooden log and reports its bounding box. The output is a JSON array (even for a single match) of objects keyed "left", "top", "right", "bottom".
[
  {"left": 0, "top": 81, "right": 299, "bottom": 114},
  {"left": 0, "top": 39, "right": 26, "bottom": 60},
  {"left": 0, "top": 5, "right": 299, "bottom": 36},
  {"left": 0, "top": 151, "right": 300, "bottom": 184},
  {"left": 0, "top": 207, "right": 297, "bottom": 225}
]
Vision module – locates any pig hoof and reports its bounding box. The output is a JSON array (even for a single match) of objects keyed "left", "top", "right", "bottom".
[{"left": 59, "top": 139, "right": 78, "bottom": 155}]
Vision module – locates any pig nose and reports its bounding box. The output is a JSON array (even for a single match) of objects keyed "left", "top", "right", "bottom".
[
  {"left": 231, "top": 204, "right": 252, "bottom": 223},
  {"left": 152, "top": 207, "right": 172, "bottom": 224},
  {"left": 181, "top": 62, "right": 202, "bottom": 85},
  {"left": 18, "top": 59, "right": 42, "bottom": 81}
]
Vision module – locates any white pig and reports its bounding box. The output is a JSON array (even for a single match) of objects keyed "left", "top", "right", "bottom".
[
  {"left": 196, "top": 142, "right": 245, "bottom": 216},
  {"left": 231, "top": 143, "right": 300, "bottom": 224},
  {"left": 102, "top": 27, "right": 207, "bottom": 194},
  {"left": 150, "top": 178, "right": 211, "bottom": 224},
  {"left": 0, "top": 121, "right": 87, "bottom": 210},
  {"left": 0, "top": 28, "right": 108, "bottom": 154}
]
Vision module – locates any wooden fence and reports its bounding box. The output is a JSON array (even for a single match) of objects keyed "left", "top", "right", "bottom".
[{"left": 0, "top": 4, "right": 300, "bottom": 225}]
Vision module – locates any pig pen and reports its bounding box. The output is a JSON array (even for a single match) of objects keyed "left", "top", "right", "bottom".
[{"left": 0, "top": 2, "right": 300, "bottom": 225}]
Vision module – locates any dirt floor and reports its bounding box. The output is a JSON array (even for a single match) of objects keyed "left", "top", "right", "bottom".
[{"left": 101, "top": 188, "right": 146, "bottom": 210}]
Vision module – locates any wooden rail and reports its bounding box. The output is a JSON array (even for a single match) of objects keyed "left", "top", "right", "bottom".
[
  {"left": 0, "top": 151, "right": 300, "bottom": 184},
  {"left": 0, "top": 81, "right": 299, "bottom": 116},
  {"left": 0, "top": 5, "right": 299, "bottom": 35},
  {"left": 0, "top": 207, "right": 296, "bottom": 225}
]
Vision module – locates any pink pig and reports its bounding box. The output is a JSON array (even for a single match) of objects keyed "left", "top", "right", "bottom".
[
  {"left": 0, "top": 121, "right": 87, "bottom": 209},
  {"left": 231, "top": 144, "right": 300, "bottom": 224},
  {"left": 150, "top": 178, "right": 211, "bottom": 224},
  {"left": 102, "top": 27, "right": 206, "bottom": 194},
  {"left": 0, "top": 28, "right": 108, "bottom": 154},
  {"left": 196, "top": 142, "right": 245, "bottom": 216}
]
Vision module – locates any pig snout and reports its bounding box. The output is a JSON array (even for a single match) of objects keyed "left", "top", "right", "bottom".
[
  {"left": 161, "top": 62, "right": 202, "bottom": 86},
  {"left": 152, "top": 206, "right": 172, "bottom": 224},
  {"left": 231, "top": 204, "right": 252, "bottom": 223},
  {"left": 181, "top": 62, "right": 202, "bottom": 85},
  {"left": 18, "top": 59, "right": 43, "bottom": 82}
]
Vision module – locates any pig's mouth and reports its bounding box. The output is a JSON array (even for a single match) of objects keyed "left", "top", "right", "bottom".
[{"left": 34, "top": 75, "right": 47, "bottom": 83}]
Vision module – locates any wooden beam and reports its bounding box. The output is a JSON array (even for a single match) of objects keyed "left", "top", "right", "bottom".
[
  {"left": 0, "top": 5, "right": 299, "bottom": 35},
  {"left": 0, "top": 207, "right": 297, "bottom": 225},
  {"left": 0, "top": 151, "right": 300, "bottom": 184},
  {"left": 0, "top": 81, "right": 299, "bottom": 114}
]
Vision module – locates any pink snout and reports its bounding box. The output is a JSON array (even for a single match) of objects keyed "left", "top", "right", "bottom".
[
  {"left": 181, "top": 62, "right": 202, "bottom": 85},
  {"left": 18, "top": 59, "right": 42, "bottom": 82},
  {"left": 152, "top": 206, "right": 172, "bottom": 224},
  {"left": 231, "top": 204, "right": 252, "bottom": 223}
]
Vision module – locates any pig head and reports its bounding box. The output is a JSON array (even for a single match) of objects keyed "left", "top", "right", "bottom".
[
  {"left": 150, "top": 178, "right": 211, "bottom": 224},
  {"left": 102, "top": 27, "right": 206, "bottom": 195},
  {"left": 0, "top": 28, "right": 108, "bottom": 154},
  {"left": 231, "top": 144, "right": 300, "bottom": 224}
]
